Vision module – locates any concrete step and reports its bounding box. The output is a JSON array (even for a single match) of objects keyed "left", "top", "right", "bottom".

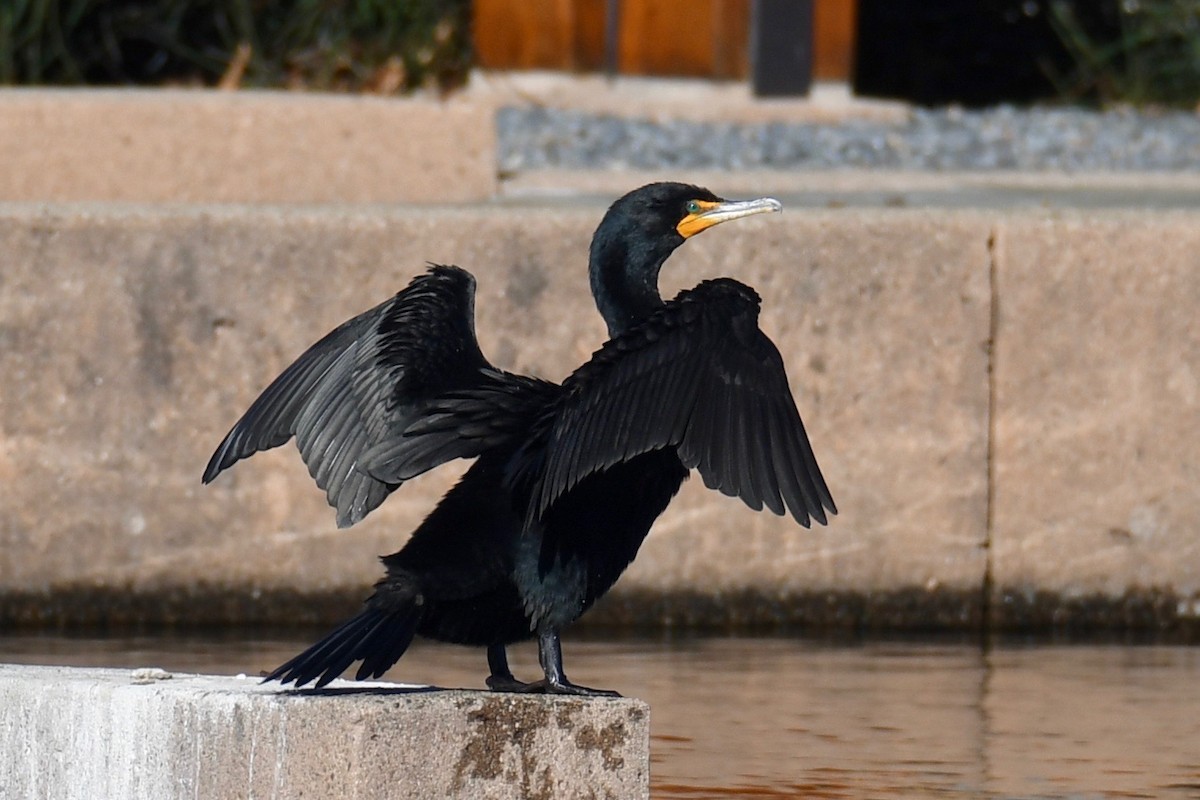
[
  {"left": 1, "top": 202, "right": 1197, "bottom": 630},
  {"left": 0, "top": 89, "right": 495, "bottom": 204},
  {"left": 499, "top": 169, "right": 1200, "bottom": 210},
  {"left": 0, "top": 663, "right": 648, "bottom": 800}
]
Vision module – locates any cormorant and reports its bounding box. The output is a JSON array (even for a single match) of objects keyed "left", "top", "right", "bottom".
[{"left": 203, "top": 182, "right": 835, "bottom": 696}]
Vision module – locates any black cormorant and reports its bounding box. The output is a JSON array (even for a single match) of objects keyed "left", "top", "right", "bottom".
[{"left": 203, "top": 182, "right": 835, "bottom": 696}]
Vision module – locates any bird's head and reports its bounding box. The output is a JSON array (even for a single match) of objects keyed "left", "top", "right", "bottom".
[{"left": 589, "top": 182, "right": 782, "bottom": 336}]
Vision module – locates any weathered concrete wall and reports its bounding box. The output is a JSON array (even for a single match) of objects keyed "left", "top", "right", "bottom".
[
  {"left": 990, "top": 214, "right": 1200, "bottom": 625},
  {"left": 0, "top": 90, "right": 495, "bottom": 204},
  {"left": 0, "top": 204, "right": 989, "bottom": 626},
  {"left": 0, "top": 204, "right": 1197, "bottom": 628},
  {"left": 0, "top": 663, "right": 649, "bottom": 800}
]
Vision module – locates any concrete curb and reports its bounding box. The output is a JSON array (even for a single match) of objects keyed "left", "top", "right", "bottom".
[
  {"left": 464, "top": 72, "right": 911, "bottom": 124},
  {"left": 0, "top": 89, "right": 495, "bottom": 204},
  {"left": 0, "top": 663, "right": 649, "bottom": 800},
  {"left": 499, "top": 169, "right": 1200, "bottom": 209},
  {"left": 1, "top": 203, "right": 1197, "bottom": 629}
]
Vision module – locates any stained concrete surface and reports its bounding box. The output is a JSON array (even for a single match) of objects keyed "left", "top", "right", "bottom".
[{"left": 0, "top": 663, "right": 649, "bottom": 800}]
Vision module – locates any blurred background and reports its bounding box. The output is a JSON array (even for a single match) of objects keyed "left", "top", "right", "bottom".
[
  {"left": 3, "top": 1, "right": 1200, "bottom": 797},
  {"left": 4, "top": 0, "right": 1198, "bottom": 106}
]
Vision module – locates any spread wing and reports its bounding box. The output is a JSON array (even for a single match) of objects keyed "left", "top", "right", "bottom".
[
  {"left": 358, "top": 369, "right": 562, "bottom": 486},
  {"left": 203, "top": 264, "right": 496, "bottom": 527},
  {"left": 532, "top": 278, "right": 836, "bottom": 527}
]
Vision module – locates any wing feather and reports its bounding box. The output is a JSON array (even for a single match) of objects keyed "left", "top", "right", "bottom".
[
  {"left": 533, "top": 278, "right": 835, "bottom": 527},
  {"left": 723, "top": 383, "right": 752, "bottom": 502},
  {"left": 203, "top": 265, "right": 501, "bottom": 527},
  {"left": 768, "top": 401, "right": 811, "bottom": 527},
  {"left": 360, "top": 371, "right": 561, "bottom": 485},
  {"left": 203, "top": 315, "right": 373, "bottom": 482},
  {"left": 747, "top": 394, "right": 785, "bottom": 515}
]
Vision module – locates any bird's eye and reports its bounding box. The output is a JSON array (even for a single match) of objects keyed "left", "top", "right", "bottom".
[{"left": 685, "top": 200, "right": 701, "bottom": 214}]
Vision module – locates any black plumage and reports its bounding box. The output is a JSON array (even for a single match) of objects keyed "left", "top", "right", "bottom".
[{"left": 203, "top": 182, "right": 835, "bottom": 695}]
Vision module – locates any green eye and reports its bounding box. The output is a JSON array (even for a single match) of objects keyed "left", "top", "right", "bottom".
[{"left": 686, "top": 200, "right": 701, "bottom": 214}]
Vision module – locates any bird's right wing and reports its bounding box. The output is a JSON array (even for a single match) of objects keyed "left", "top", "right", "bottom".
[
  {"left": 203, "top": 264, "right": 496, "bottom": 528},
  {"left": 531, "top": 278, "right": 835, "bottom": 528}
]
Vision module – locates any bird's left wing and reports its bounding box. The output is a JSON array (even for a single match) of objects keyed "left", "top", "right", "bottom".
[
  {"left": 531, "top": 278, "right": 836, "bottom": 527},
  {"left": 203, "top": 265, "right": 496, "bottom": 528}
]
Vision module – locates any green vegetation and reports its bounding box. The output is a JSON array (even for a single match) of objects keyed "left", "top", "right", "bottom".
[
  {"left": 3, "top": 0, "right": 1197, "bottom": 106},
  {"left": 1049, "top": 0, "right": 1200, "bottom": 107},
  {"left": 0, "top": 0, "right": 472, "bottom": 92}
]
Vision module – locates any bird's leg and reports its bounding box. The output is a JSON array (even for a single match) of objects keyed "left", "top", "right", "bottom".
[
  {"left": 534, "top": 628, "right": 621, "bottom": 697},
  {"left": 485, "top": 643, "right": 538, "bottom": 692}
]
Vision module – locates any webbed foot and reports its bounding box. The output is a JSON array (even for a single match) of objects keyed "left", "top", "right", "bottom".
[
  {"left": 542, "top": 678, "right": 621, "bottom": 697},
  {"left": 485, "top": 633, "right": 623, "bottom": 697},
  {"left": 488, "top": 676, "right": 621, "bottom": 697},
  {"left": 535, "top": 628, "right": 623, "bottom": 697},
  {"left": 486, "top": 643, "right": 539, "bottom": 692},
  {"left": 486, "top": 673, "right": 538, "bottom": 692}
]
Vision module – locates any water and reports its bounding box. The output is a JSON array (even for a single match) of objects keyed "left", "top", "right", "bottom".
[{"left": 3, "top": 633, "right": 1198, "bottom": 798}]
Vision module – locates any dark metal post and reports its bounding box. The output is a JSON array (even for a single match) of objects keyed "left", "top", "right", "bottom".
[
  {"left": 750, "top": 0, "right": 814, "bottom": 96},
  {"left": 604, "top": 0, "right": 622, "bottom": 79}
]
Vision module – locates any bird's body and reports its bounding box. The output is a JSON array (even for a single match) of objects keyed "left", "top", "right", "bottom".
[{"left": 204, "top": 183, "right": 835, "bottom": 695}]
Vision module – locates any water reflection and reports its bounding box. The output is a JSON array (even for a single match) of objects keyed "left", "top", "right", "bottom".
[{"left": 3, "top": 633, "right": 1198, "bottom": 798}]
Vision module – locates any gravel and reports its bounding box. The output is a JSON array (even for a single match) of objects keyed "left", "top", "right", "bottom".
[{"left": 498, "top": 105, "right": 1200, "bottom": 172}]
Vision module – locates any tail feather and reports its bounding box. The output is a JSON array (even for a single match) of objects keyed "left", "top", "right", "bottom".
[
  {"left": 264, "top": 603, "right": 422, "bottom": 688},
  {"left": 355, "top": 616, "right": 419, "bottom": 681}
]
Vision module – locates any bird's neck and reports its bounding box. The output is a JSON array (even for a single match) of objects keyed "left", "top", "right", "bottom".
[{"left": 589, "top": 233, "right": 671, "bottom": 339}]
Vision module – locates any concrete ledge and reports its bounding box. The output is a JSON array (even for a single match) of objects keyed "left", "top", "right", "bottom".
[
  {"left": 0, "top": 89, "right": 495, "bottom": 204},
  {"left": 0, "top": 663, "right": 649, "bottom": 800},
  {"left": 467, "top": 71, "right": 910, "bottom": 124},
  {"left": 500, "top": 169, "right": 1200, "bottom": 210},
  {"left": 1, "top": 203, "right": 1198, "bottom": 630},
  {"left": 0, "top": 203, "right": 990, "bottom": 627}
]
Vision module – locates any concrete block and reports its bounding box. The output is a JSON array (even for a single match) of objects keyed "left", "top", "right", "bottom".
[
  {"left": 0, "top": 89, "right": 495, "bottom": 204},
  {"left": 0, "top": 663, "right": 649, "bottom": 800},
  {"left": 0, "top": 204, "right": 991, "bottom": 627},
  {"left": 990, "top": 211, "right": 1200, "bottom": 625}
]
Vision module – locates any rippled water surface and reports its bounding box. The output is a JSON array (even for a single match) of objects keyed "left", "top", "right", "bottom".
[{"left": 4, "top": 633, "right": 1198, "bottom": 798}]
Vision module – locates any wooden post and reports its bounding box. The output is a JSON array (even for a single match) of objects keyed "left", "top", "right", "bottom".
[
  {"left": 473, "top": 0, "right": 576, "bottom": 69},
  {"left": 476, "top": 0, "right": 854, "bottom": 83},
  {"left": 814, "top": 0, "right": 858, "bottom": 80}
]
